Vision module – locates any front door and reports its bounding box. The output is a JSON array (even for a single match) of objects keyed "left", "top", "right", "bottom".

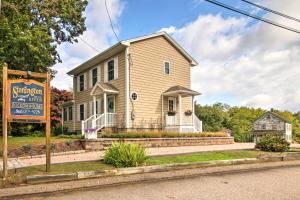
[{"left": 107, "top": 96, "right": 115, "bottom": 113}]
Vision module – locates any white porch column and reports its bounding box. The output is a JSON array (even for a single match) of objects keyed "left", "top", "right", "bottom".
[
  {"left": 192, "top": 96, "right": 195, "bottom": 125},
  {"left": 161, "top": 94, "right": 164, "bottom": 128},
  {"left": 103, "top": 92, "right": 107, "bottom": 127},
  {"left": 178, "top": 94, "right": 182, "bottom": 127}
]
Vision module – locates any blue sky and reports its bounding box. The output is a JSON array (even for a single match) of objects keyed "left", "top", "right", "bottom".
[{"left": 52, "top": 0, "right": 300, "bottom": 112}]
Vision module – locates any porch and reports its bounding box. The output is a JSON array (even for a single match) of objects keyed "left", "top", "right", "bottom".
[{"left": 162, "top": 85, "right": 202, "bottom": 133}]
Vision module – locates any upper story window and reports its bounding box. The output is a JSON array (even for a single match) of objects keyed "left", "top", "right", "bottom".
[
  {"left": 164, "top": 61, "right": 170, "bottom": 75},
  {"left": 92, "top": 68, "right": 98, "bottom": 86},
  {"left": 68, "top": 107, "right": 73, "bottom": 121},
  {"left": 79, "top": 74, "right": 84, "bottom": 91},
  {"left": 108, "top": 60, "right": 114, "bottom": 81}
]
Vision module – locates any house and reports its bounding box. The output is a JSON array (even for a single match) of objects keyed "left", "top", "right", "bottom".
[
  {"left": 253, "top": 111, "right": 292, "bottom": 142},
  {"left": 62, "top": 32, "right": 202, "bottom": 139}
]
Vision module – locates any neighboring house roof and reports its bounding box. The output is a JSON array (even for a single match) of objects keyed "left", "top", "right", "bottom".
[
  {"left": 67, "top": 32, "right": 198, "bottom": 76},
  {"left": 163, "top": 85, "right": 201, "bottom": 97},
  {"left": 90, "top": 82, "right": 119, "bottom": 95},
  {"left": 254, "top": 111, "right": 290, "bottom": 124}
]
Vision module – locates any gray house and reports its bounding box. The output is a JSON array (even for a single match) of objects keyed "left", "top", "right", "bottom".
[{"left": 253, "top": 111, "right": 292, "bottom": 142}]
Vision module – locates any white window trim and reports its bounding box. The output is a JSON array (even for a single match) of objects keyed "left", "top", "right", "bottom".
[
  {"left": 89, "top": 66, "right": 99, "bottom": 88},
  {"left": 105, "top": 56, "right": 118, "bottom": 82},
  {"left": 168, "top": 97, "right": 176, "bottom": 112},
  {"left": 130, "top": 91, "right": 138, "bottom": 101},
  {"left": 163, "top": 61, "right": 171, "bottom": 76}
]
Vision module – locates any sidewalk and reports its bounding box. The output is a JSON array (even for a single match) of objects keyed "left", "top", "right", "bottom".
[{"left": 1, "top": 143, "right": 300, "bottom": 170}]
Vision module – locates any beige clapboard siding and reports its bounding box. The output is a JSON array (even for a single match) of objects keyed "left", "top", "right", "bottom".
[
  {"left": 129, "top": 36, "right": 192, "bottom": 128},
  {"left": 73, "top": 50, "right": 126, "bottom": 131}
]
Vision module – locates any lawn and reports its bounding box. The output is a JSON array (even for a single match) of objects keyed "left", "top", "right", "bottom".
[
  {"left": 146, "top": 150, "right": 262, "bottom": 165},
  {"left": 0, "top": 161, "right": 113, "bottom": 187},
  {"left": 0, "top": 136, "right": 79, "bottom": 150}
]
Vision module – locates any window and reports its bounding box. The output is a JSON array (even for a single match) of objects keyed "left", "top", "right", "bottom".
[
  {"left": 68, "top": 107, "right": 73, "bottom": 121},
  {"left": 92, "top": 68, "right": 98, "bottom": 86},
  {"left": 272, "top": 124, "right": 277, "bottom": 130},
  {"left": 79, "top": 74, "right": 84, "bottom": 91},
  {"left": 63, "top": 108, "right": 68, "bottom": 122},
  {"left": 131, "top": 92, "right": 138, "bottom": 101},
  {"left": 107, "top": 96, "right": 115, "bottom": 113},
  {"left": 108, "top": 60, "right": 114, "bottom": 81},
  {"left": 80, "top": 104, "right": 84, "bottom": 121},
  {"left": 168, "top": 98, "right": 176, "bottom": 112},
  {"left": 262, "top": 124, "right": 266, "bottom": 130},
  {"left": 164, "top": 61, "right": 170, "bottom": 75}
]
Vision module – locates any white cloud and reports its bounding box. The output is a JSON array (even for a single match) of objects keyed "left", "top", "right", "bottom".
[
  {"left": 161, "top": 0, "right": 300, "bottom": 111},
  {"left": 52, "top": 0, "right": 125, "bottom": 90}
]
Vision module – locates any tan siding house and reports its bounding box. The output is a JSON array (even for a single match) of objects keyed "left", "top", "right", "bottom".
[{"left": 63, "top": 32, "right": 202, "bottom": 139}]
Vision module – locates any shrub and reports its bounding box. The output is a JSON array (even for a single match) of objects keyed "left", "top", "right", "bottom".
[
  {"left": 65, "top": 139, "right": 73, "bottom": 146},
  {"left": 234, "top": 133, "right": 254, "bottom": 142},
  {"left": 104, "top": 142, "right": 148, "bottom": 168},
  {"left": 255, "top": 135, "right": 290, "bottom": 152},
  {"left": 22, "top": 144, "right": 32, "bottom": 153},
  {"left": 32, "top": 130, "right": 44, "bottom": 137},
  {"left": 50, "top": 143, "right": 56, "bottom": 151}
]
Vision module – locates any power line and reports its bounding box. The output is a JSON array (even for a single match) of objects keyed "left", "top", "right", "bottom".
[
  {"left": 105, "top": 0, "right": 120, "bottom": 42},
  {"left": 78, "top": 36, "right": 100, "bottom": 53},
  {"left": 241, "top": 0, "right": 300, "bottom": 23},
  {"left": 203, "top": 0, "right": 300, "bottom": 34}
]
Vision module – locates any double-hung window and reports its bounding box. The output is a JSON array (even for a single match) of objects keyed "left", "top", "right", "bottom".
[
  {"left": 92, "top": 68, "right": 98, "bottom": 86},
  {"left": 63, "top": 108, "right": 68, "bottom": 122},
  {"left": 80, "top": 104, "right": 84, "bottom": 121},
  {"left": 79, "top": 74, "right": 84, "bottom": 91},
  {"left": 68, "top": 107, "right": 73, "bottom": 121},
  {"left": 108, "top": 60, "right": 114, "bottom": 81},
  {"left": 164, "top": 61, "right": 170, "bottom": 75}
]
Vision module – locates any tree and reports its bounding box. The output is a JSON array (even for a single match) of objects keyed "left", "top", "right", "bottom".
[{"left": 51, "top": 87, "right": 73, "bottom": 127}]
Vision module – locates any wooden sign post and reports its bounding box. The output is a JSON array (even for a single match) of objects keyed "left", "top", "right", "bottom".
[{"left": 2, "top": 64, "right": 51, "bottom": 179}]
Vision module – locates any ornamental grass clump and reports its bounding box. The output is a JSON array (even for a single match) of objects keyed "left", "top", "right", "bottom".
[
  {"left": 255, "top": 135, "right": 290, "bottom": 152},
  {"left": 104, "top": 142, "right": 148, "bottom": 168}
]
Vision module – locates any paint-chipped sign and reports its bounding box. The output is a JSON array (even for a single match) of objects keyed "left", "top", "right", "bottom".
[{"left": 8, "top": 79, "right": 46, "bottom": 121}]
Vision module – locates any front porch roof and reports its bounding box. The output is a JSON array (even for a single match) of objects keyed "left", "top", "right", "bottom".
[
  {"left": 90, "top": 82, "right": 119, "bottom": 96},
  {"left": 163, "top": 85, "right": 201, "bottom": 97}
]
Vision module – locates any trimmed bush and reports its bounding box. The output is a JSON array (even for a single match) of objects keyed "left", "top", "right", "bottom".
[
  {"left": 22, "top": 144, "right": 32, "bottom": 153},
  {"left": 104, "top": 142, "right": 148, "bottom": 168},
  {"left": 65, "top": 139, "right": 73, "bottom": 146},
  {"left": 255, "top": 135, "right": 290, "bottom": 152}
]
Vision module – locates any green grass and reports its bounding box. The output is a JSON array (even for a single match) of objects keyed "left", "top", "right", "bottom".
[
  {"left": 146, "top": 150, "right": 262, "bottom": 165},
  {"left": 0, "top": 161, "right": 113, "bottom": 187},
  {"left": 0, "top": 136, "right": 78, "bottom": 150}
]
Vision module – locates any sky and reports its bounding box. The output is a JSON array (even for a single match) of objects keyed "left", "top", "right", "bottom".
[{"left": 52, "top": 0, "right": 300, "bottom": 112}]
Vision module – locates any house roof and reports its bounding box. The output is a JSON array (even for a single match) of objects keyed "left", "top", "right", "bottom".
[
  {"left": 90, "top": 82, "right": 119, "bottom": 95},
  {"left": 163, "top": 85, "right": 201, "bottom": 97},
  {"left": 254, "top": 111, "right": 290, "bottom": 124},
  {"left": 67, "top": 32, "right": 198, "bottom": 76}
]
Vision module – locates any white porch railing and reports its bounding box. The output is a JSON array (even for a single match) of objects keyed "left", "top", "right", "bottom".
[
  {"left": 82, "top": 113, "right": 117, "bottom": 139},
  {"left": 166, "top": 115, "right": 176, "bottom": 126},
  {"left": 194, "top": 113, "right": 202, "bottom": 132}
]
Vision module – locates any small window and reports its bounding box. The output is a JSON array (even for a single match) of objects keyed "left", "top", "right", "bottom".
[
  {"left": 79, "top": 74, "right": 84, "bottom": 91},
  {"left": 262, "top": 124, "right": 266, "bottom": 130},
  {"left": 164, "top": 61, "right": 170, "bottom": 75},
  {"left": 168, "top": 98, "right": 175, "bottom": 112},
  {"left": 63, "top": 108, "right": 68, "bottom": 122},
  {"left": 68, "top": 107, "right": 73, "bottom": 121},
  {"left": 108, "top": 60, "right": 114, "bottom": 81},
  {"left": 131, "top": 92, "right": 138, "bottom": 101},
  {"left": 92, "top": 68, "right": 98, "bottom": 86},
  {"left": 80, "top": 104, "right": 84, "bottom": 121}
]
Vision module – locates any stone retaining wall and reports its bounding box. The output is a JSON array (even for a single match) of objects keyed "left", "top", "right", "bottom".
[{"left": 84, "top": 137, "right": 235, "bottom": 150}]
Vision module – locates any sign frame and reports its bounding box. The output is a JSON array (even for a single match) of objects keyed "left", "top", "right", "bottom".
[
  {"left": 7, "top": 79, "right": 47, "bottom": 122},
  {"left": 2, "top": 64, "right": 52, "bottom": 180}
]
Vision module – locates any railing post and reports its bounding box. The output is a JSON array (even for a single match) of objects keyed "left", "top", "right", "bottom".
[
  {"left": 81, "top": 121, "right": 84, "bottom": 136},
  {"left": 178, "top": 94, "right": 182, "bottom": 129}
]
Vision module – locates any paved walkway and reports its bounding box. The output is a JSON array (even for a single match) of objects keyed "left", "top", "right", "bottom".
[{"left": 1, "top": 143, "right": 300, "bottom": 170}]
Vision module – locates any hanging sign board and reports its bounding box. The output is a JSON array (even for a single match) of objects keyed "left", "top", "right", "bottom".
[{"left": 7, "top": 79, "right": 46, "bottom": 122}]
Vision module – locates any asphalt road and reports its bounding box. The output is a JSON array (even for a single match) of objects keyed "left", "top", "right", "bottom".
[{"left": 24, "top": 166, "right": 300, "bottom": 200}]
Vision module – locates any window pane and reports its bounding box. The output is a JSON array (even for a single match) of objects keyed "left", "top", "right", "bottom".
[
  {"left": 168, "top": 100, "right": 174, "bottom": 111},
  {"left": 68, "top": 107, "right": 73, "bottom": 121},
  {"left": 164, "top": 62, "right": 170, "bottom": 75},
  {"left": 80, "top": 104, "right": 84, "bottom": 120},
  {"left": 92, "top": 68, "right": 98, "bottom": 86},
  {"left": 63, "top": 108, "right": 68, "bottom": 121},
  {"left": 108, "top": 60, "right": 114, "bottom": 81},
  {"left": 79, "top": 75, "right": 84, "bottom": 91}
]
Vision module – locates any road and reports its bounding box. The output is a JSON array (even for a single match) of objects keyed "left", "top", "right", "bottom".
[{"left": 24, "top": 165, "right": 300, "bottom": 200}]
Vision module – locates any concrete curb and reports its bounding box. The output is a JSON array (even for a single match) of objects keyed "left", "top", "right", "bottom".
[{"left": 1, "top": 160, "right": 300, "bottom": 199}]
